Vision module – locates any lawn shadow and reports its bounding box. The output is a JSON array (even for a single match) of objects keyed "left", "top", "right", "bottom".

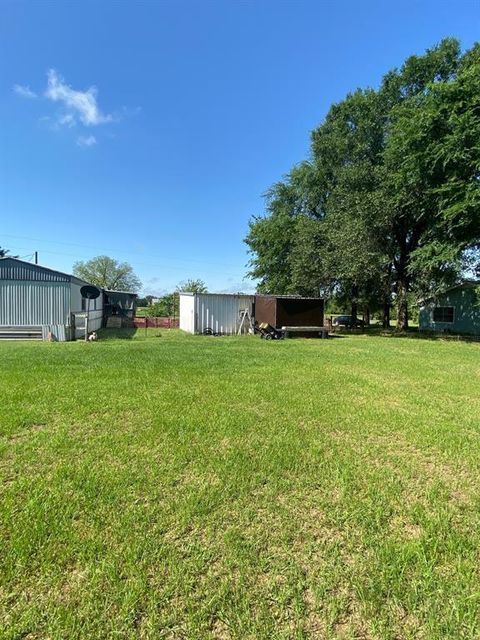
[
  {"left": 98, "top": 328, "right": 137, "bottom": 340},
  {"left": 364, "top": 326, "right": 480, "bottom": 344}
]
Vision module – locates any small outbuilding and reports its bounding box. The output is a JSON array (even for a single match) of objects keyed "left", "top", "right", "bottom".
[
  {"left": 179, "top": 292, "right": 326, "bottom": 337},
  {"left": 419, "top": 281, "right": 480, "bottom": 335},
  {"left": 254, "top": 295, "right": 324, "bottom": 331},
  {"left": 179, "top": 292, "right": 255, "bottom": 335}
]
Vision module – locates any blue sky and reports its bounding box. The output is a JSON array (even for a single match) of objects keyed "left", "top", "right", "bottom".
[{"left": 1, "top": 0, "right": 478, "bottom": 295}]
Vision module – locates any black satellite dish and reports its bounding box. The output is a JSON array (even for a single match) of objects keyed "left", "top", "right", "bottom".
[{"left": 80, "top": 285, "right": 100, "bottom": 300}]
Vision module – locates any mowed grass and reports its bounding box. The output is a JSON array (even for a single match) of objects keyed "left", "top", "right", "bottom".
[{"left": 1, "top": 330, "right": 480, "bottom": 640}]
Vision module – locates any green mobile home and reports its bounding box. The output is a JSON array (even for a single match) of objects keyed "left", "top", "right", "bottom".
[{"left": 419, "top": 281, "right": 480, "bottom": 336}]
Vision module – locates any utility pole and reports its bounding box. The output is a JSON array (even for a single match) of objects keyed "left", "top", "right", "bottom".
[{"left": 34, "top": 251, "right": 38, "bottom": 265}]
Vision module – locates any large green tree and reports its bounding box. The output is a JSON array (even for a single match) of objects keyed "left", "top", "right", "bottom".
[
  {"left": 246, "top": 38, "right": 480, "bottom": 330},
  {"left": 382, "top": 40, "right": 480, "bottom": 327},
  {"left": 73, "top": 256, "right": 141, "bottom": 291},
  {"left": 247, "top": 91, "right": 390, "bottom": 320},
  {"left": 309, "top": 88, "right": 391, "bottom": 324},
  {"left": 378, "top": 38, "right": 464, "bottom": 328}
]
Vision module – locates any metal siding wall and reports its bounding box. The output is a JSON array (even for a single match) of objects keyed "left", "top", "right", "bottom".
[
  {"left": 70, "top": 283, "right": 83, "bottom": 312},
  {"left": 73, "top": 310, "right": 104, "bottom": 338},
  {"left": 254, "top": 296, "right": 277, "bottom": 327},
  {"left": 418, "top": 306, "right": 431, "bottom": 330},
  {"left": 179, "top": 294, "right": 195, "bottom": 333},
  {"left": 193, "top": 294, "right": 254, "bottom": 335},
  {"left": 420, "top": 288, "right": 480, "bottom": 335},
  {"left": 41, "top": 324, "right": 70, "bottom": 341},
  {"left": 87, "top": 309, "right": 104, "bottom": 331},
  {"left": 71, "top": 283, "right": 104, "bottom": 315},
  {"left": 0, "top": 281, "right": 71, "bottom": 325}
]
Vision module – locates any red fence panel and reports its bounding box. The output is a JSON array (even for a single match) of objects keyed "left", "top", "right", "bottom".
[{"left": 133, "top": 316, "right": 179, "bottom": 328}]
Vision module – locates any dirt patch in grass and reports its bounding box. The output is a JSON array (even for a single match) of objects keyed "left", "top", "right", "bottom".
[{"left": 4, "top": 422, "right": 50, "bottom": 442}]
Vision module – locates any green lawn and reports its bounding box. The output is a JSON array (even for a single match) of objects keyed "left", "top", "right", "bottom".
[{"left": 1, "top": 330, "right": 480, "bottom": 639}]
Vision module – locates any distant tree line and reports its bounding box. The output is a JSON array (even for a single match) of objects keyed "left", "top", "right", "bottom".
[
  {"left": 245, "top": 39, "right": 480, "bottom": 329},
  {"left": 139, "top": 279, "right": 208, "bottom": 317}
]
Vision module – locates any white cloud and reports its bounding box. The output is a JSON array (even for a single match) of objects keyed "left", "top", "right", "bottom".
[
  {"left": 14, "top": 69, "right": 129, "bottom": 146},
  {"left": 13, "top": 84, "right": 37, "bottom": 98},
  {"left": 58, "top": 113, "right": 76, "bottom": 128},
  {"left": 45, "top": 69, "right": 111, "bottom": 126},
  {"left": 76, "top": 135, "right": 97, "bottom": 148}
]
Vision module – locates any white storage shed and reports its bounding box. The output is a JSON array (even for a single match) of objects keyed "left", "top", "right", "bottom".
[{"left": 179, "top": 292, "right": 255, "bottom": 335}]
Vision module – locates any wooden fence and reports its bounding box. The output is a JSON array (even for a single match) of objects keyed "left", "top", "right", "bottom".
[{"left": 133, "top": 316, "right": 179, "bottom": 329}]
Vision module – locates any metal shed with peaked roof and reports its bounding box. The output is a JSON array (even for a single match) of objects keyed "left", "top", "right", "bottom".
[{"left": 0, "top": 257, "right": 104, "bottom": 340}]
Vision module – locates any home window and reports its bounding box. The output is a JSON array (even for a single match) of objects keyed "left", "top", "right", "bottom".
[
  {"left": 81, "top": 297, "right": 87, "bottom": 311},
  {"left": 433, "top": 306, "right": 454, "bottom": 323}
]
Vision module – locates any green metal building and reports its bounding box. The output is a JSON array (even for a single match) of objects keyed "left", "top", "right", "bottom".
[{"left": 419, "top": 281, "right": 480, "bottom": 335}]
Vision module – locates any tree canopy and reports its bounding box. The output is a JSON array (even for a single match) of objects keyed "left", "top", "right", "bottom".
[
  {"left": 73, "top": 256, "right": 141, "bottom": 292},
  {"left": 245, "top": 39, "right": 480, "bottom": 329},
  {"left": 176, "top": 279, "right": 208, "bottom": 294},
  {"left": 0, "top": 247, "right": 18, "bottom": 258}
]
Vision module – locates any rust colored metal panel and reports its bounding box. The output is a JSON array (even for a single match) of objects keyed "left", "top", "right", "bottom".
[
  {"left": 254, "top": 295, "right": 324, "bottom": 329},
  {"left": 276, "top": 298, "right": 324, "bottom": 328},
  {"left": 133, "top": 317, "right": 179, "bottom": 328},
  {"left": 254, "top": 296, "right": 277, "bottom": 326}
]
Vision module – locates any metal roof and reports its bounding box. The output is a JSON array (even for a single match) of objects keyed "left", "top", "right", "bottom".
[
  {"left": 178, "top": 292, "right": 253, "bottom": 297},
  {"left": 420, "top": 280, "right": 480, "bottom": 303},
  {"left": 103, "top": 289, "right": 138, "bottom": 296},
  {"left": 255, "top": 294, "right": 324, "bottom": 301},
  {"left": 0, "top": 257, "right": 94, "bottom": 287}
]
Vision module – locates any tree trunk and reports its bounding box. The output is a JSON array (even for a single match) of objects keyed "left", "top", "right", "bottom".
[
  {"left": 382, "top": 301, "right": 390, "bottom": 329},
  {"left": 351, "top": 301, "right": 358, "bottom": 323},
  {"left": 351, "top": 285, "right": 358, "bottom": 323},
  {"left": 396, "top": 276, "right": 409, "bottom": 331},
  {"left": 363, "top": 306, "right": 370, "bottom": 326},
  {"left": 395, "top": 235, "right": 409, "bottom": 331}
]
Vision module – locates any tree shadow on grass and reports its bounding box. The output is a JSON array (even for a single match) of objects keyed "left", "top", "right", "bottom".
[
  {"left": 97, "top": 328, "right": 137, "bottom": 340},
  {"left": 365, "top": 326, "right": 480, "bottom": 344}
]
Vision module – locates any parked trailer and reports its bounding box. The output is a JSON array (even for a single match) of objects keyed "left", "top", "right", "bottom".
[{"left": 254, "top": 295, "right": 325, "bottom": 331}]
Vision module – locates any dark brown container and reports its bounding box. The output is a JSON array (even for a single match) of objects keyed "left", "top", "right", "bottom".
[{"left": 254, "top": 295, "right": 324, "bottom": 329}]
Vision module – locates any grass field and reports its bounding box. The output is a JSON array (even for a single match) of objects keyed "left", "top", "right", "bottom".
[{"left": 1, "top": 330, "right": 480, "bottom": 639}]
